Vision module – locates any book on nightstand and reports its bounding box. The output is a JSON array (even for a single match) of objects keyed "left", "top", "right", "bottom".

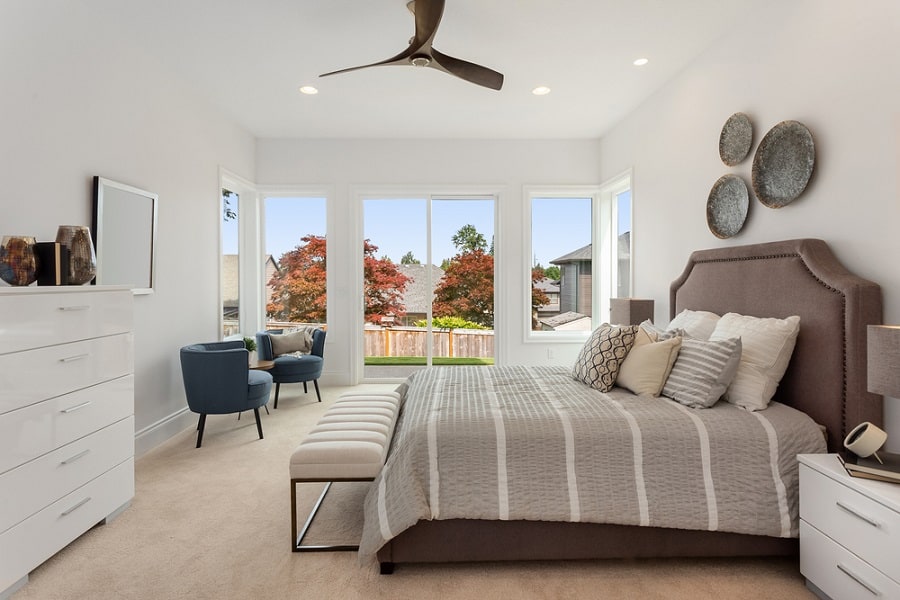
[{"left": 838, "top": 450, "right": 900, "bottom": 484}]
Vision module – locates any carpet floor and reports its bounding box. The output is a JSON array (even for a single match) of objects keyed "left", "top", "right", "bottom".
[{"left": 12, "top": 384, "right": 815, "bottom": 599}]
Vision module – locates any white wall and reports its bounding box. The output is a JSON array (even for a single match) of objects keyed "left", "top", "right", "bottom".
[
  {"left": 256, "top": 139, "right": 603, "bottom": 381},
  {"left": 598, "top": 1, "right": 900, "bottom": 448},
  {"left": 1, "top": 2, "right": 256, "bottom": 453}
]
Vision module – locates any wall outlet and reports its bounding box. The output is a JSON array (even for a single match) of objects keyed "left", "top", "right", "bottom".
[{"left": 547, "top": 348, "right": 555, "bottom": 360}]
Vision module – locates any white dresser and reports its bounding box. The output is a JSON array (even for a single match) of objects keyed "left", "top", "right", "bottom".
[
  {"left": 799, "top": 453, "right": 900, "bottom": 600},
  {"left": 0, "top": 286, "right": 134, "bottom": 598}
]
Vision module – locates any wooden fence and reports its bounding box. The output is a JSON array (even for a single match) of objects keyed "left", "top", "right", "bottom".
[{"left": 364, "top": 326, "right": 494, "bottom": 358}]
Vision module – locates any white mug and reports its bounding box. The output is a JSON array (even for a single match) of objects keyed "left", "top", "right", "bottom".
[{"left": 844, "top": 421, "right": 888, "bottom": 458}]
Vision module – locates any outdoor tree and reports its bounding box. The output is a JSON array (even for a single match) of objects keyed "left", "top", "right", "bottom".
[
  {"left": 531, "top": 267, "right": 551, "bottom": 311},
  {"left": 222, "top": 188, "right": 237, "bottom": 221},
  {"left": 451, "top": 224, "right": 487, "bottom": 253},
  {"left": 544, "top": 265, "right": 560, "bottom": 281},
  {"left": 267, "top": 235, "right": 409, "bottom": 324},
  {"left": 400, "top": 251, "right": 420, "bottom": 265},
  {"left": 432, "top": 249, "right": 494, "bottom": 327}
]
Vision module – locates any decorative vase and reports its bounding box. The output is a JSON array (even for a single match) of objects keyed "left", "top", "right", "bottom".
[
  {"left": 55, "top": 225, "right": 97, "bottom": 285},
  {"left": 0, "top": 236, "right": 40, "bottom": 286}
]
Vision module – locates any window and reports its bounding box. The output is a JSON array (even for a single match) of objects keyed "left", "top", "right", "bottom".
[
  {"left": 262, "top": 195, "right": 327, "bottom": 329},
  {"left": 220, "top": 187, "right": 241, "bottom": 338},
  {"left": 526, "top": 173, "right": 633, "bottom": 339}
]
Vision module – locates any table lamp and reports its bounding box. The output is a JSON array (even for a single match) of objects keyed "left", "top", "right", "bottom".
[
  {"left": 610, "top": 298, "right": 654, "bottom": 326},
  {"left": 862, "top": 324, "right": 900, "bottom": 462}
]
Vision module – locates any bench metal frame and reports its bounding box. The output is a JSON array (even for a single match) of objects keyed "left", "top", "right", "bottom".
[{"left": 291, "top": 476, "right": 375, "bottom": 552}]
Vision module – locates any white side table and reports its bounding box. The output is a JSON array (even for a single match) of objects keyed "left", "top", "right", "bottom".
[{"left": 798, "top": 454, "right": 900, "bottom": 599}]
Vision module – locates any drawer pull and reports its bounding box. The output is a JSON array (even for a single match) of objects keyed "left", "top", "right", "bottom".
[
  {"left": 837, "top": 563, "right": 881, "bottom": 596},
  {"left": 61, "top": 401, "right": 92, "bottom": 414},
  {"left": 58, "top": 305, "right": 91, "bottom": 312},
  {"left": 60, "top": 353, "right": 90, "bottom": 363},
  {"left": 61, "top": 497, "right": 92, "bottom": 517},
  {"left": 836, "top": 501, "right": 882, "bottom": 528},
  {"left": 61, "top": 449, "right": 91, "bottom": 465}
]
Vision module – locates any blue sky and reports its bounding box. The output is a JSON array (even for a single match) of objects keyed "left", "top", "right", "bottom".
[{"left": 223, "top": 193, "right": 630, "bottom": 267}]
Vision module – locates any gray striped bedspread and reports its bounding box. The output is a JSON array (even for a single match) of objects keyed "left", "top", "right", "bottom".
[{"left": 359, "top": 366, "right": 827, "bottom": 560}]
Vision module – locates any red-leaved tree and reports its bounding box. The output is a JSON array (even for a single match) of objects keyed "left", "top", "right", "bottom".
[
  {"left": 432, "top": 249, "right": 494, "bottom": 327},
  {"left": 267, "top": 235, "right": 409, "bottom": 324}
]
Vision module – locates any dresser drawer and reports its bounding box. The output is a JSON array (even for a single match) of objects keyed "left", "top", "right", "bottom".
[
  {"left": 0, "top": 333, "right": 133, "bottom": 415},
  {"left": 0, "top": 416, "right": 133, "bottom": 534},
  {"left": 800, "top": 463, "right": 900, "bottom": 582},
  {"left": 0, "top": 457, "right": 134, "bottom": 594},
  {"left": 0, "top": 289, "right": 132, "bottom": 355},
  {"left": 801, "top": 520, "right": 900, "bottom": 600},
  {"left": 0, "top": 375, "right": 133, "bottom": 474}
]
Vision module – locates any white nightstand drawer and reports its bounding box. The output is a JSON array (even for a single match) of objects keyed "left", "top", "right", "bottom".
[
  {"left": 801, "top": 520, "right": 900, "bottom": 599},
  {"left": 0, "top": 375, "right": 133, "bottom": 475},
  {"left": 0, "top": 457, "right": 133, "bottom": 594},
  {"left": 0, "top": 333, "right": 133, "bottom": 415},
  {"left": 800, "top": 463, "right": 900, "bottom": 582},
  {"left": 0, "top": 288, "right": 132, "bottom": 355},
  {"left": 0, "top": 416, "right": 134, "bottom": 533}
]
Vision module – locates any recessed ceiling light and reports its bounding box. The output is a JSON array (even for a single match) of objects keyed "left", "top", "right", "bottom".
[
  {"left": 633, "top": 58, "right": 649, "bottom": 67},
  {"left": 532, "top": 86, "right": 551, "bottom": 96},
  {"left": 299, "top": 86, "right": 319, "bottom": 95}
]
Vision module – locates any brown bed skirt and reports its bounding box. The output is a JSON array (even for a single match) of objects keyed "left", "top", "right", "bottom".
[{"left": 377, "top": 519, "right": 797, "bottom": 568}]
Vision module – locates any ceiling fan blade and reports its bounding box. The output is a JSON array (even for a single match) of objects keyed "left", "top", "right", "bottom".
[
  {"left": 430, "top": 48, "right": 504, "bottom": 90},
  {"left": 319, "top": 47, "right": 414, "bottom": 78},
  {"left": 411, "top": 0, "right": 445, "bottom": 48}
]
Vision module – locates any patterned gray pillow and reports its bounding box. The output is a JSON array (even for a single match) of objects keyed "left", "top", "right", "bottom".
[
  {"left": 572, "top": 324, "right": 639, "bottom": 392},
  {"left": 661, "top": 336, "right": 742, "bottom": 408}
]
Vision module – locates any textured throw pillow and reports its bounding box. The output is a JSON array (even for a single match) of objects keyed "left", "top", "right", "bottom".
[
  {"left": 668, "top": 309, "right": 721, "bottom": 340},
  {"left": 662, "top": 337, "right": 742, "bottom": 408},
  {"left": 572, "top": 324, "right": 639, "bottom": 392},
  {"left": 270, "top": 329, "right": 313, "bottom": 356},
  {"left": 617, "top": 336, "right": 683, "bottom": 397},
  {"left": 709, "top": 313, "right": 801, "bottom": 411}
]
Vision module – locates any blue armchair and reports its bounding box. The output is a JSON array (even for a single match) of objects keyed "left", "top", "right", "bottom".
[
  {"left": 180, "top": 340, "right": 273, "bottom": 448},
  {"left": 256, "top": 328, "right": 326, "bottom": 408}
]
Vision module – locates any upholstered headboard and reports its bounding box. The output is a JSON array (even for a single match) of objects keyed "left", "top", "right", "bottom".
[{"left": 669, "top": 238, "right": 882, "bottom": 451}]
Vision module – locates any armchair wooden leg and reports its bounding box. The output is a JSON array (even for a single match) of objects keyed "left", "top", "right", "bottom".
[
  {"left": 274, "top": 383, "right": 281, "bottom": 409},
  {"left": 313, "top": 380, "right": 322, "bottom": 402},
  {"left": 196, "top": 414, "right": 207, "bottom": 448},
  {"left": 254, "top": 408, "right": 264, "bottom": 440},
  {"left": 303, "top": 381, "right": 308, "bottom": 394}
]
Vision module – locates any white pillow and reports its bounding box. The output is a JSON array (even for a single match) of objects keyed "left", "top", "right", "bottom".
[
  {"left": 668, "top": 309, "right": 721, "bottom": 340},
  {"left": 617, "top": 336, "right": 682, "bottom": 397},
  {"left": 709, "top": 313, "right": 801, "bottom": 411},
  {"left": 662, "top": 337, "right": 742, "bottom": 408}
]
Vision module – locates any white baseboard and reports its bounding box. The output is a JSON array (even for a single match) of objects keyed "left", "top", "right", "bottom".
[{"left": 134, "top": 407, "right": 195, "bottom": 458}]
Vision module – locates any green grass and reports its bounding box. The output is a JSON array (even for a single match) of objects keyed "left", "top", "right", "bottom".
[{"left": 364, "top": 356, "right": 494, "bottom": 366}]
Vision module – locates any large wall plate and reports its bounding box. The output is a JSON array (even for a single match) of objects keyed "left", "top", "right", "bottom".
[
  {"left": 751, "top": 120, "right": 815, "bottom": 208},
  {"left": 719, "top": 112, "right": 753, "bottom": 166},
  {"left": 707, "top": 174, "right": 749, "bottom": 238}
]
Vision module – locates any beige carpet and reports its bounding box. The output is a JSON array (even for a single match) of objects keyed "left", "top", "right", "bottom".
[{"left": 13, "top": 384, "right": 815, "bottom": 600}]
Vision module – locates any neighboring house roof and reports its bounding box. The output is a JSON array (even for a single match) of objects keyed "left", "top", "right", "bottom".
[
  {"left": 550, "top": 244, "right": 591, "bottom": 264},
  {"left": 534, "top": 277, "right": 560, "bottom": 293},
  {"left": 538, "top": 311, "right": 591, "bottom": 330},
  {"left": 397, "top": 264, "right": 444, "bottom": 314}
]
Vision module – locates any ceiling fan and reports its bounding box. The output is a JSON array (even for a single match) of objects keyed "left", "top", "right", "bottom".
[{"left": 319, "top": 0, "right": 504, "bottom": 91}]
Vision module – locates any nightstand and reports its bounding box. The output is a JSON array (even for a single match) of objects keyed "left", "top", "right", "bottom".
[{"left": 798, "top": 454, "right": 900, "bottom": 599}]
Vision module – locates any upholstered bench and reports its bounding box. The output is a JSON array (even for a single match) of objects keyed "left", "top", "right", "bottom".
[{"left": 290, "top": 391, "right": 401, "bottom": 552}]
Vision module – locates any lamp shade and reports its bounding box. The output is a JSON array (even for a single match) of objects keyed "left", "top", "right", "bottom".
[
  {"left": 610, "top": 298, "right": 654, "bottom": 326},
  {"left": 867, "top": 325, "right": 900, "bottom": 397}
]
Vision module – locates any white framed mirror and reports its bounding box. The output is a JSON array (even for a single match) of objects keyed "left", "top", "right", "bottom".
[{"left": 92, "top": 176, "right": 158, "bottom": 294}]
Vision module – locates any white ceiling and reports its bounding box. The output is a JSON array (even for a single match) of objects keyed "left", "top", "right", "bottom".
[{"left": 93, "top": 0, "right": 761, "bottom": 140}]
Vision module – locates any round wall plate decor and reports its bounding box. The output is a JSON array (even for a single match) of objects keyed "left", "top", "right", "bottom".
[
  {"left": 718, "top": 112, "right": 753, "bottom": 166},
  {"left": 751, "top": 120, "right": 815, "bottom": 208},
  {"left": 707, "top": 174, "right": 749, "bottom": 239}
]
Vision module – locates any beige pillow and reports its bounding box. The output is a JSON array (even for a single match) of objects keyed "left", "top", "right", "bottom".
[
  {"left": 617, "top": 336, "right": 683, "bottom": 396},
  {"left": 270, "top": 329, "right": 313, "bottom": 356},
  {"left": 709, "top": 313, "right": 801, "bottom": 411}
]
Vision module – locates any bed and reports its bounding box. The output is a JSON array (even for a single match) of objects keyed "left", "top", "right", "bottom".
[{"left": 368, "top": 238, "right": 883, "bottom": 572}]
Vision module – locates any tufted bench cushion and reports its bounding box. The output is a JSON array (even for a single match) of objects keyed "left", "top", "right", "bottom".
[{"left": 290, "top": 391, "right": 401, "bottom": 552}]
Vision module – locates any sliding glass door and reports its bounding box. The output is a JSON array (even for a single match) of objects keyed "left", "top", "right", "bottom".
[{"left": 362, "top": 195, "right": 495, "bottom": 379}]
